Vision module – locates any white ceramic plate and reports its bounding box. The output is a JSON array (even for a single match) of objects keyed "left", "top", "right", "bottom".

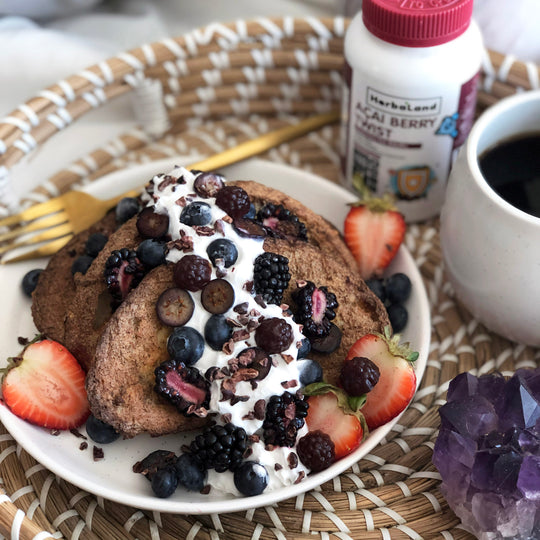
[{"left": 0, "top": 159, "right": 430, "bottom": 514}]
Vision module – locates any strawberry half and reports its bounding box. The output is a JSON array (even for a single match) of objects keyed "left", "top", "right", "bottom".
[
  {"left": 343, "top": 193, "right": 405, "bottom": 280},
  {"left": 346, "top": 328, "right": 417, "bottom": 430},
  {"left": 304, "top": 388, "right": 366, "bottom": 459},
  {"left": 1, "top": 339, "right": 89, "bottom": 430}
]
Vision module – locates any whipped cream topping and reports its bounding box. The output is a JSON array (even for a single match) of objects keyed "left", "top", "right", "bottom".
[{"left": 143, "top": 167, "right": 310, "bottom": 493}]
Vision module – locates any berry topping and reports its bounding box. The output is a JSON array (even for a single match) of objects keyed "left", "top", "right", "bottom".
[
  {"left": 115, "top": 197, "right": 140, "bottom": 224},
  {"left": 133, "top": 449, "right": 177, "bottom": 481},
  {"left": 385, "top": 272, "right": 412, "bottom": 304},
  {"left": 304, "top": 392, "right": 364, "bottom": 459},
  {"left": 257, "top": 203, "right": 307, "bottom": 241},
  {"left": 262, "top": 392, "right": 309, "bottom": 447},
  {"left": 22, "top": 268, "right": 42, "bottom": 297},
  {"left": 71, "top": 255, "right": 94, "bottom": 275},
  {"left": 387, "top": 303, "right": 408, "bottom": 333},
  {"left": 346, "top": 329, "right": 417, "bottom": 430},
  {"left": 193, "top": 171, "right": 225, "bottom": 198},
  {"left": 206, "top": 238, "right": 238, "bottom": 268},
  {"left": 343, "top": 191, "right": 405, "bottom": 279},
  {"left": 156, "top": 287, "right": 195, "bottom": 327},
  {"left": 1, "top": 339, "right": 89, "bottom": 430},
  {"left": 136, "top": 206, "right": 169, "bottom": 239},
  {"left": 291, "top": 281, "right": 338, "bottom": 340},
  {"left": 151, "top": 467, "right": 178, "bottom": 498},
  {"left": 175, "top": 453, "right": 207, "bottom": 491},
  {"left": 255, "top": 317, "right": 294, "bottom": 354},
  {"left": 297, "top": 430, "right": 335, "bottom": 472},
  {"left": 298, "top": 359, "right": 323, "bottom": 387},
  {"left": 167, "top": 327, "right": 205, "bottom": 365},
  {"left": 233, "top": 218, "right": 267, "bottom": 239},
  {"left": 297, "top": 338, "right": 311, "bottom": 359},
  {"left": 204, "top": 314, "right": 233, "bottom": 351},
  {"left": 173, "top": 254, "right": 211, "bottom": 291},
  {"left": 85, "top": 233, "right": 108, "bottom": 257},
  {"left": 215, "top": 186, "right": 251, "bottom": 219},
  {"left": 180, "top": 201, "right": 212, "bottom": 226},
  {"left": 104, "top": 248, "right": 146, "bottom": 302},
  {"left": 309, "top": 323, "right": 342, "bottom": 354},
  {"left": 233, "top": 461, "right": 269, "bottom": 496},
  {"left": 154, "top": 359, "right": 209, "bottom": 415},
  {"left": 201, "top": 279, "right": 235, "bottom": 314},
  {"left": 339, "top": 357, "right": 380, "bottom": 396},
  {"left": 188, "top": 423, "right": 248, "bottom": 472},
  {"left": 253, "top": 252, "right": 291, "bottom": 305},
  {"left": 137, "top": 238, "right": 167, "bottom": 268},
  {"left": 85, "top": 414, "right": 120, "bottom": 444}
]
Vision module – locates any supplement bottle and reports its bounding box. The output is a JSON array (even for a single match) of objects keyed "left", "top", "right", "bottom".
[{"left": 341, "top": 0, "right": 483, "bottom": 222}]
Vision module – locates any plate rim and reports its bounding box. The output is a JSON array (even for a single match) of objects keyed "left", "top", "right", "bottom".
[{"left": 0, "top": 159, "right": 431, "bottom": 514}]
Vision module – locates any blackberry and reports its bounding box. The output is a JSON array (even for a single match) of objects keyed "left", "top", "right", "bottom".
[
  {"left": 154, "top": 359, "right": 209, "bottom": 415},
  {"left": 256, "top": 203, "right": 307, "bottom": 241},
  {"left": 215, "top": 186, "right": 251, "bottom": 219},
  {"left": 297, "top": 430, "right": 335, "bottom": 472},
  {"left": 262, "top": 392, "right": 309, "bottom": 447},
  {"left": 340, "top": 357, "right": 380, "bottom": 396},
  {"left": 104, "top": 248, "right": 145, "bottom": 302},
  {"left": 253, "top": 252, "right": 291, "bottom": 305},
  {"left": 188, "top": 423, "right": 248, "bottom": 473},
  {"left": 291, "top": 281, "right": 338, "bottom": 340},
  {"left": 173, "top": 254, "right": 211, "bottom": 291},
  {"left": 255, "top": 317, "right": 294, "bottom": 354}
]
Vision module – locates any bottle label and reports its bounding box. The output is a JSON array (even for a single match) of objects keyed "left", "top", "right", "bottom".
[{"left": 341, "top": 69, "right": 479, "bottom": 221}]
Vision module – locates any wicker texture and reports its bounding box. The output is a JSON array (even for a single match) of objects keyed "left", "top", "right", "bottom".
[{"left": 0, "top": 16, "right": 539, "bottom": 540}]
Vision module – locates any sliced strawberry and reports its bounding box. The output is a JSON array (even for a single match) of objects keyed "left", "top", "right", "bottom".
[
  {"left": 346, "top": 329, "right": 417, "bottom": 430},
  {"left": 343, "top": 196, "right": 405, "bottom": 280},
  {"left": 2, "top": 339, "right": 89, "bottom": 430},
  {"left": 305, "top": 391, "right": 364, "bottom": 459}
]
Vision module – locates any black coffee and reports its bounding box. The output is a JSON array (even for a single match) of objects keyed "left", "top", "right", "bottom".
[{"left": 479, "top": 133, "right": 540, "bottom": 218}]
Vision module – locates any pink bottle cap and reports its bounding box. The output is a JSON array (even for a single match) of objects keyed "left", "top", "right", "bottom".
[{"left": 362, "top": 0, "right": 474, "bottom": 47}]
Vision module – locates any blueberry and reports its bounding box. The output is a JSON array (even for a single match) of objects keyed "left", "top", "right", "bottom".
[
  {"left": 167, "top": 327, "right": 205, "bottom": 364},
  {"left": 85, "top": 414, "right": 120, "bottom": 444},
  {"left": 137, "top": 238, "right": 167, "bottom": 268},
  {"left": 180, "top": 202, "right": 212, "bottom": 226},
  {"left": 151, "top": 467, "right": 178, "bottom": 498},
  {"left": 298, "top": 359, "right": 323, "bottom": 387},
  {"left": 204, "top": 314, "right": 233, "bottom": 351},
  {"left": 297, "top": 338, "right": 311, "bottom": 359},
  {"left": 233, "top": 461, "right": 269, "bottom": 496},
  {"left": 115, "top": 197, "right": 140, "bottom": 223},
  {"left": 206, "top": 239, "right": 238, "bottom": 268},
  {"left": 244, "top": 203, "right": 256, "bottom": 219},
  {"left": 385, "top": 273, "right": 412, "bottom": 304},
  {"left": 175, "top": 453, "right": 207, "bottom": 491},
  {"left": 71, "top": 255, "right": 94, "bottom": 275},
  {"left": 22, "top": 268, "right": 42, "bottom": 297},
  {"left": 365, "top": 278, "right": 386, "bottom": 303},
  {"left": 85, "top": 233, "right": 108, "bottom": 257},
  {"left": 387, "top": 303, "right": 408, "bottom": 332}
]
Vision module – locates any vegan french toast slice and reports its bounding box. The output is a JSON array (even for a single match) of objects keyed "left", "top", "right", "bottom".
[{"left": 87, "top": 238, "right": 388, "bottom": 438}]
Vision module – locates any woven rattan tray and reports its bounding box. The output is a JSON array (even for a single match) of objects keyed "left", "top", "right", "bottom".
[{"left": 0, "top": 17, "right": 539, "bottom": 540}]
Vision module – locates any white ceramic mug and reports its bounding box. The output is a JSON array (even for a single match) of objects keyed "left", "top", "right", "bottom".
[{"left": 440, "top": 90, "right": 540, "bottom": 346}]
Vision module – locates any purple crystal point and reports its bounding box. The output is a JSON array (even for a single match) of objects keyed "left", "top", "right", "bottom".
[
  {"left": 446, "top": 372, "right": 478, "bottom": 402},
  {"left": 440, "top": 394, "right": 498, "bottom": 440},
  {"left": 517, "top": 455, "right": 540, "bottom": 500},
  {"left": 498, "top": 372, "right": 540, "bottom": 432}
]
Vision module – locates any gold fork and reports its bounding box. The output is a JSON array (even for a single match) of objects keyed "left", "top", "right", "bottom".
[{"left": 0, "top": 111, "right": 338, "bottom": 264}]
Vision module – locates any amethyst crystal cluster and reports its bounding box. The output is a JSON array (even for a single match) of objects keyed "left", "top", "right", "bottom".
[{"left": 433, "top": 369, "right": 540, "bottom": 539}]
